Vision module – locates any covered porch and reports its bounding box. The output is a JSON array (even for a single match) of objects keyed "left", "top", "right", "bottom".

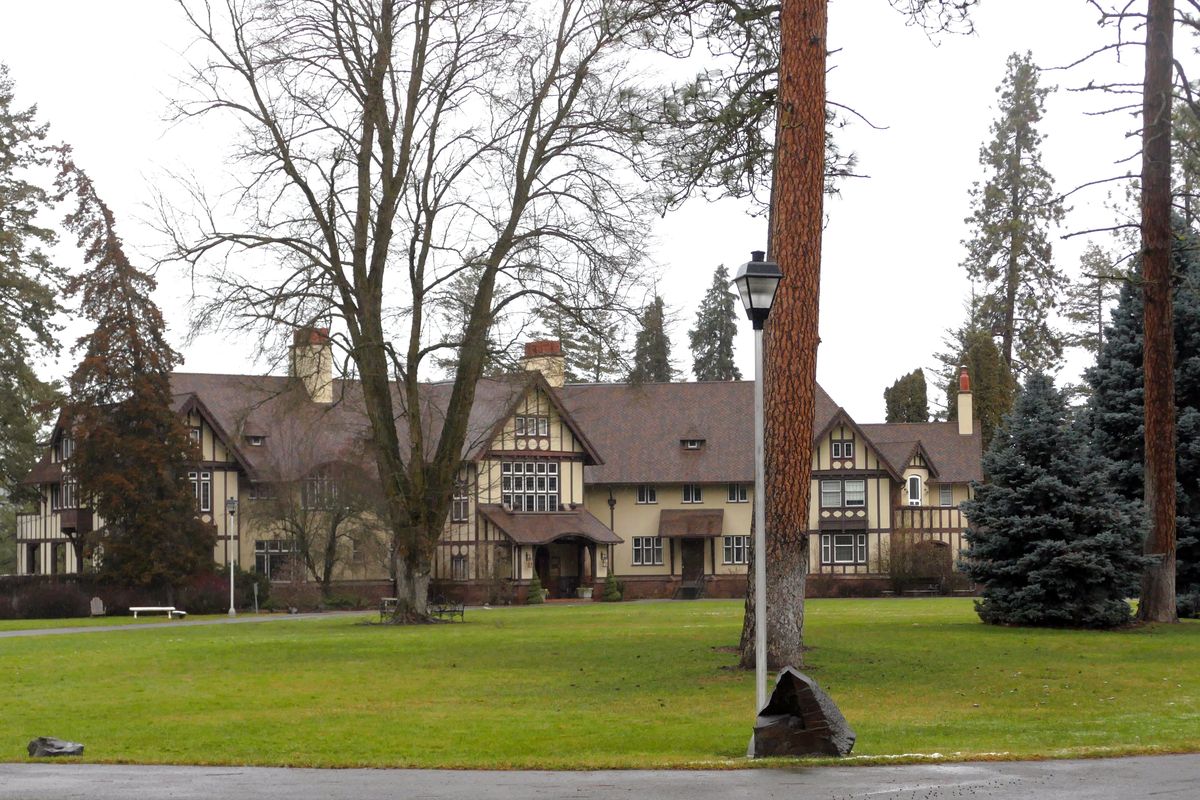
[{"left": 658, "top": 508, "right": 724, "bottom": 599}]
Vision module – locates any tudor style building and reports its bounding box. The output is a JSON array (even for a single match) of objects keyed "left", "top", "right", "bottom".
[{"left": 15, "top": 335, "right": 982, "bottom": 600}]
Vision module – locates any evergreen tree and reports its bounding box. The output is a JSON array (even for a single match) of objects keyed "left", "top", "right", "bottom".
[
  {"left": 1061, "top": 244, "right": 1126, "bottom": 357},
  {"left": 433, "top": 265, "right": 509, "bottom": 378},
  {"left": 940, "top": 322, "right": 1017, "bottom": 450},
  {"left": 0, "top": 65, "right": 62, "bottom": 499},
  {"left": 961, "top": 51, "right": 1065, "bottom": 375},
  {"left": 883, "top": 369, "right": 928, "bottom": 423},
  {"left": 688, "top": 265, "right": 742, "bottom": 381},
  {"left": 56, "top": 149, "right": 214, "bottom": 590},
  {"left": 1085, "top": 228, "right": 1200, "bottom": 593},
  {"left": 627, "top": 295, "right": 675, "bottom": 383},
  {"left": 961, "top": 373, "right": 1145, "bottom": 628},
  {"left": 536, "top": 301, "right": 626, "bottom": 383}
]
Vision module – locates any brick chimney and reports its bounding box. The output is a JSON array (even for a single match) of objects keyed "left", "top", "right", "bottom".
[
  {"left": 957, "top": 366, "right": 973, "bottom": 436},
  {"left": 522, "top": 340, "right": 565, "bottom": 389},
  {"left": 291, "top": 327, "right": 333, "bottom": 404}
]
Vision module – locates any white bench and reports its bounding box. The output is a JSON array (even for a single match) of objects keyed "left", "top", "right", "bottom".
[{"left": 129, "top": 606, "right": 187, "bottom": 620}]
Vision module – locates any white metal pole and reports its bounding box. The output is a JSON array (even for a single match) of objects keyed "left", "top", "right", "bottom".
[
  {"left": 754, "top": 325, "right": 767, "bottom": 716},
  {"left": 228, "top": 509, "right": 236, "bottom": 617}
]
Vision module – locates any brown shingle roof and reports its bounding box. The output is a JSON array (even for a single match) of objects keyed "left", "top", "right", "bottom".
[
  {"left": 859, "top": 422, "right": 983, "bottom": 483},
  {"left": 477, "top": 504, "right": 622, "bottom": 545},
  {"left": 658, "top": 509, "right": 724, "bottom": 538},
  {"left": 20, "top": 453, "right": 62, "bottom": 486},
  {"left": 556, "top": 381, "right": 839, "bottom": 485}
]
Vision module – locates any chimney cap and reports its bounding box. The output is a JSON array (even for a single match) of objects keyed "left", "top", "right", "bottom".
[
  {"left": 294, "top": 327, "right": 330, "bottom": 347},
  {"left": 524, "top": 340, "right": 563, "bottom": 358},
  {"left": 959, "top": 366, "right": 971, "bottom": 393}
]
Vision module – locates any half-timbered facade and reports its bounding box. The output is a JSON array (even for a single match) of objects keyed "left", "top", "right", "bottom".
[{"left": 15, "top": 334, "right": 982, "bottom": 601}]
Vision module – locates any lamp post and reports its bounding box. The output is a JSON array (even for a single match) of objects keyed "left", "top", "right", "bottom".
[
  {"left": 732, "top": 249, "right": 782, "bottom": 717},
  {"left": 226, "top": 497, "right": 238, "bottom": 617}
]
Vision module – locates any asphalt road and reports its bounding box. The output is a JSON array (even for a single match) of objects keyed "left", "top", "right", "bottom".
[{"left": 1, "top": 755, "right": 1197, "bottom": 799}]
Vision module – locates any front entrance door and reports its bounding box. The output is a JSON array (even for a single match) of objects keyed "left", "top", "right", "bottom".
[
  {"left": 681, "top": 538, "right": 705, "bottom": 582},
  {"left": 534, "top": 546, "right": 551, "bottom": 596}
]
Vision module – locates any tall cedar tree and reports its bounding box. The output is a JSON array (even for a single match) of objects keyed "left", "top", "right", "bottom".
[
  {"left": 536, "top": 301, "right": 626, "bottom": 383},
  {"left": 884, "top": 369, "right": 928, "bottom": 423},
  {"left": 57, "top": 150, "right": 214, "bottom": 589},
  {"left": 0, "top": 65, "right": 62, "bottom": 501},
  {"left": 1061, "top": 244, "right": 1125, "bottom": 356},
  {"left": 689, "top": 265, "right": 742, "bottom": 381},
  {"left": 1085, "top": 227, "right": 1200, "bottom": 593},
  {"left": 961, "top": 51, "right": 1065, "bottom": 375},
  {"left": 961, "top": 373, "right": 1145, "bottom": 628},
  {"left": 627, "top": 296, "right": 675, "bottom": 383},
  {"left": 942, "top": 323, "right": 1017, "bottom": 450}
]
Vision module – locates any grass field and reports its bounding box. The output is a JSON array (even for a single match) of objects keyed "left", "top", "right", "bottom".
[
  {"left": 5, "top": 599, "right": 1198, "bottom": 768},
  {"left": 0, "top": 614, "right": 230, "bottom": 632}
]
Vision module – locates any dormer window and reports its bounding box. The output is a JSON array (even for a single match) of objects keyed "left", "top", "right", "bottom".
[
  {"left": 246, "top": 435, "right": 265, "bottom": 447},
  {"left": 682, "top": 439, "right": 705, "bottom": 450}
]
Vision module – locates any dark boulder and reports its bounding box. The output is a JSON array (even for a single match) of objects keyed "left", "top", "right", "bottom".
[
  {"left": 751, "top": 667, "right": 856, "bottom": 758},
  {"left": 27, "top": 737, "right": 84, "bottom": 757}
]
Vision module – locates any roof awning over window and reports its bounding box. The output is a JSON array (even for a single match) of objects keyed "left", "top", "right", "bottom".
[
  {"left": 658, "top": 509, "right": 724, "bottom": 538},
  {"left": 477, "top": 504, "right": 623, "bottom": 546}
]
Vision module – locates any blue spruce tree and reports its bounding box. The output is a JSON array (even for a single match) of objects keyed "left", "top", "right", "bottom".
[{"left": 962, "top": 373, "right": 1145, "bottom": 628}]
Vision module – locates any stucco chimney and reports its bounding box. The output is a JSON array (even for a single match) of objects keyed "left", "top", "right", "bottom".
[
  {"left": 522, "top": 340, "right": 565, "bottom": 389},
  {"left": 957, "top": 366, "right": 973, "bottom": 436},
  {"left": 291, "top": 327, "right": 333, "bottom": 404}
]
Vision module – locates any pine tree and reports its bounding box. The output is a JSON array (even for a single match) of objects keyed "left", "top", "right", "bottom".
[
  {"left": 688, "top": 265, "right": 742, "bottom": 381},
  {"left": 961, "top": 51, "right": 1065, "bottom": 375},
  {"left": 961, "top": 373, "right": 1145, "bottom": 628},
  {"left": 627, "top": 295, "right": 675, "bottom": 383},
  {"left": 536, "top": 301, "right": 626, "bottom": 383},
  {"left": 883, "top": 369, "right": 928, "bottom": 423},
  {"left": 940, "top": 322, "right": 1017, "bottom": 450},
  {"left": 1085, "top": 228, "right": 1200, "bottom": 594},
  {"left": 0, "top": 65, "right": 62, "bottom": 499},
  {"left": 56, "top": 149, "right": 215, "bottom": 590},
  {"left": 1061, "top": 244, "right": 1126, "bottom": 357}
]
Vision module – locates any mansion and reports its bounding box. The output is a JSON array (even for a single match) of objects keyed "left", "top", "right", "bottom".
[{"left": 15, "top": 334, "right": 982, "bottom": 601}]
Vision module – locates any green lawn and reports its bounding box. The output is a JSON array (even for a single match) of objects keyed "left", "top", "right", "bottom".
[
  {"left": 4, "top": 599, "right": 1198, "bottom": 768},
  {"left": 0, "top": 614, "right": 231, "bottom": 632}
]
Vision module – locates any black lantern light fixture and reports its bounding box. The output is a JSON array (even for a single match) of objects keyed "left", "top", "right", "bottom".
[{"left": 732, "top": 250, "right": 782, "bottom": 330}]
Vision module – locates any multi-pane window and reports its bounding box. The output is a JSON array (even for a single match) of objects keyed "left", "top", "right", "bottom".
[
  {"left": 723, "top": 535, "right": 750, "bottom": 564},
  {"left": 249, "top": 482, "right": 276, "bottom": 501},
  {"left": 830, "top": 439, "right": 854, "bottom": 461},
  {"left": 189, "top": 471, "right": 212, "bottom": 512},
  {"left": 451, "top": 554, "right": 469, "bottom": 580},
  {"left": 820, "top": 480, "right": 842, "bottom": 508},
  {"left": 451, "top": 481, "right": 470, "bottom": 522},
  {"left": 303, "top": 471, "right": 338, "bottom": 510},
  {"left": 189, "top": 426, "right": 202, "bottom": 446},
  {"left": 939, "top": 485, "right": 954, "bottom": 507},
  {"left": 632, "top": 536, "right": 664, "bottom": 565},
  {"left": 636, "top": 485, "right": 657, "bottom": 504},
  {"left": 255, "top": 539, "right": 294, "bottom": 581},
  {"left": 682, "top": 484, "right": 703, "bottom": 504},
  {"left": 820, "top": 533, "right": 868, "bottom": 565},
  {"left": 514, "top": 416, "right": 550, "bottom": 438},
  {"left": 727, "top": 483, "right": 748, "bottom": 503},
  {"left": 907, "top": 475, "right": 923, "bottom": 506},
  {"left": 843, "top": 480, "right": 865, "bottom": 507},
  {"left": 51, "top": 479, "right": 79, "bottom": 511},
  {"left": 501, "top": 461, "right": 560, "bottom": 512},
  {"left": 55, "top": 436, "right": 74, "bottom": 463}
]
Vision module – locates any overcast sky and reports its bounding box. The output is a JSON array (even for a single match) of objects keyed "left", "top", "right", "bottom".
[{"left": 0, "top": 1, "right": 1154, "bottom": 423}]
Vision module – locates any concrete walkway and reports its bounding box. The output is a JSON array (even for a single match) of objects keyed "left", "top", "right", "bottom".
[
  {"left": 0, "top": 610, "right": 365, "bottom": 639},
  {"left": 1, "top": 755, "right": 1197, "bottom": 799}
]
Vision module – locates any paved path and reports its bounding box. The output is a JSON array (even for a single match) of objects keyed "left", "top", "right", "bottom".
[
  {"left": 0, "top": 611, "right": 365, "bottom": 639},
  {"left": 1, "top": 755, "right": 1196, "bottom": 799}
]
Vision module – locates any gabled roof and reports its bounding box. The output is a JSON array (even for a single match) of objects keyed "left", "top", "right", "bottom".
[
  {"left": 812, "top": 406, "right": 904, "bottom": 481},
  {"left": 477, "top": 504, "right": 622, "bottom": 545},
  {"left": 468, "top": 371, "right": 602, "bottom": 465},
  {"left": 871, "top": 439, "right": 940, "bottom": 480},
  {"left": 860, "top": 422, "right": 983, "bottom": 484}
]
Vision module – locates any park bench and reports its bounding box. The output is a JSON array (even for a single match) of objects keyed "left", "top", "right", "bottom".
[
  {"left": 379, "top": 597, "right": 398, "bottom": 622},
  {"left": 129, "top": 606, "right": 187, "bottom": 620},
  {"left": 430, "top": 596, "right": 465, "bottom": 622}
]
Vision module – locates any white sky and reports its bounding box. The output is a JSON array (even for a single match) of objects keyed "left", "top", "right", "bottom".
[{"left": 0, "top": 1, "right": 1152, "bottom": 423}]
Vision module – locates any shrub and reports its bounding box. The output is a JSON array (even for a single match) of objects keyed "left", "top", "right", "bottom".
[
  {"left": 602, "top": 573, "right": 622, "bottom": 602},
  {"left": 526, "top": 572, "right": 545, "bottom": 605},
  {"left": 322, "top": 595, "right": 358, "bottom": 610},
  {"left": 15, "top": 583, "right": 91, "bottom": 619},
  {"left": 1179, "top": 593, "right": 1200, "bottom": 619}
]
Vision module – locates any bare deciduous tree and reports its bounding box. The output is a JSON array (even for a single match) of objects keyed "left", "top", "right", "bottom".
[{"left": 161, "top": 0, "right": 672, "bottom": 616}]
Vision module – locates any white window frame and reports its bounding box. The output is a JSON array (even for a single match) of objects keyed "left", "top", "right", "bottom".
[
  {"left": 636, "top": 485, "right": 657, "bottom": 504},
  {"left": 907, "top": 475, "right": 923, "bottom": 506},
  {"left": 190, "top": 471, "right": 212, "bottom": 513},
  {"left": 451, "top": 481, "right": 470, "bottom": 522},
  {"left": 830, "top": 441, "right": 842, "bottom": 460},
  {"left": 727, "top": 483, "right": 748, "bottom": 503},
  {"left": 820, "top": 480, "right": 842, "bottom": 508},
  {"left": 821, "top": 533, "right": 868, "bottom": 565},
  {"left": 843, "top": 479, "right": 865, "bottom": 508},
  {"left": 723, "top": 535, "right": 750, "bottom": 564},
  {"left": 632, "top": 536, "right": 664, "bottom": 566},
  {"left": 939, "top": 485, "right": 954, "bottom": 507},
  {"left": 501, "top": 460, "right": 559, "bottom": 512},
  {"left": 682, "top": 439, "right": 704, "bottom": 450},
  {"left": 682, "top": 484, "right": 703, "bottom": 504}
]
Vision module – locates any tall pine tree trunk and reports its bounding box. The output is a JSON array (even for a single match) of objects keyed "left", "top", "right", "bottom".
[
  {"left": 739, "top": 0, "right": 826, "bottom": 670},
  {"left": 1138, "top": 0, "right": 1178, "bottom": 623}
]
